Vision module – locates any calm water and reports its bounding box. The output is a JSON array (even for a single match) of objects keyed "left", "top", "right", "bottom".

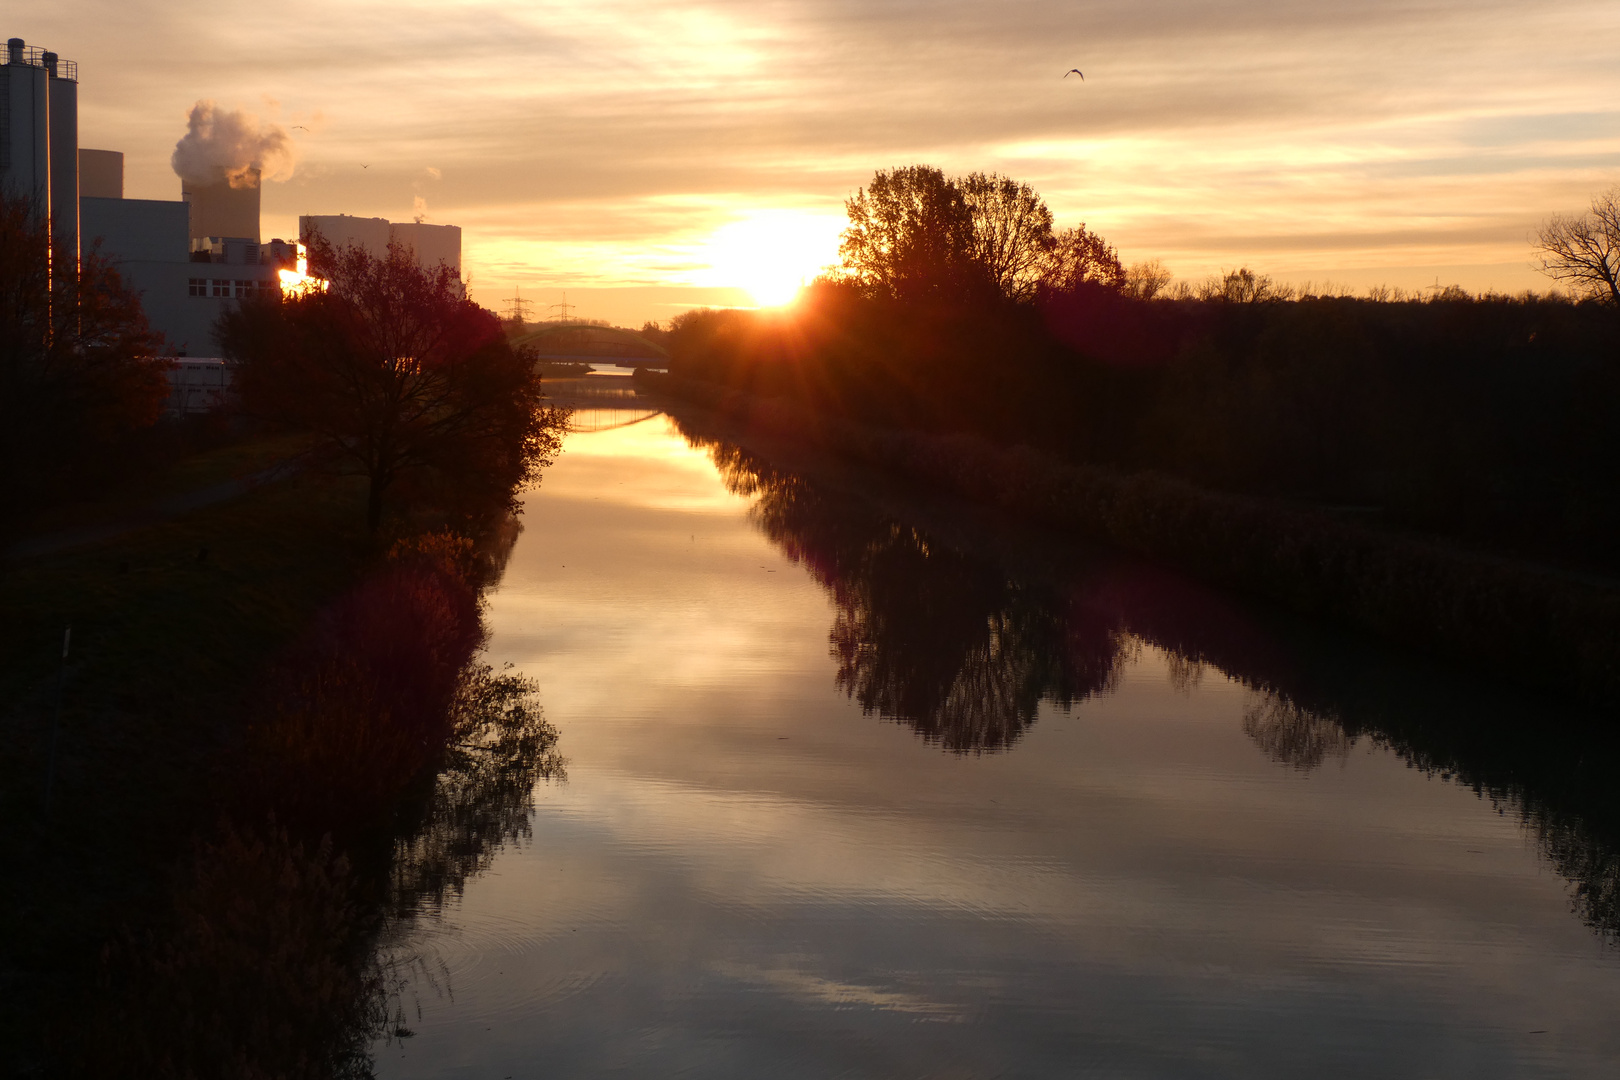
[{"left": 377, "top": 405, "right": 1620, "bottom": 1078}]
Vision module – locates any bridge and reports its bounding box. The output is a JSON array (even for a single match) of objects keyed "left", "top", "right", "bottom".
[{"left": 513, "top": 323, "right": 670, "bottom": 367}]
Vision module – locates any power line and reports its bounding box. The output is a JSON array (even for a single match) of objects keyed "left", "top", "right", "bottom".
[{"left": 502, "top": 286, "right": 536, "bottom": 324}]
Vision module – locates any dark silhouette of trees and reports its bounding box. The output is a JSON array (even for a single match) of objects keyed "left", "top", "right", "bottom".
[
  {"left": 839, "top": 165, "right": 1120, "bottom": 305},
  {"left": 1041, "top": 225, "right": 1125, "bottom": 293},
  {"left": 0, "top": 193, "right": 168, "bottom": 532},
  {"left": 1536, "top": 186, "right": 1620, "bottom": 304},
  {"left": 85, "top": 539, "right": 564, "bottom": 1075},
  {"left": 1123, "top": 259, "right": 1172, "bottom": 300},
  {"left": 220, "top": 241, "right": 566, "bottom": 532},
  {"left": 960, "top": 171, "right": 1055, "bottom": 300},
  {"left": 840, "top": 165, "right": 978, "bottom": 302}
]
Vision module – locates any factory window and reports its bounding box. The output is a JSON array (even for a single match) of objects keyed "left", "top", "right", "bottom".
[
  {"left": 211, "top": 279, "right": 231, "bottom": 298},
  {"left": 234, "top": 280, "right": 254, "bottom": 298},
  {"left": 188, "top": 278, "right": 207, "bottom": 297},
  {"left": 257, "top": 279, "right": 278, "bottom": 295}
]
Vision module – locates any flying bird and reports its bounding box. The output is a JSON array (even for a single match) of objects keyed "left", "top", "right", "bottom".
[
  {"left": 291, "top": 124, "right": 309, "bottom": 131},
  {"left": 1064, "top": 69, "right": 1084, "bottom": 80},
  {"left": 360, "top": 163, "right": 370, "bottom": 169}
]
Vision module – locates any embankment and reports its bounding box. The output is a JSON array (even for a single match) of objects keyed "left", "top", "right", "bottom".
[{"left": 639, "top": 370, "right": 1620, "bottom": 707}]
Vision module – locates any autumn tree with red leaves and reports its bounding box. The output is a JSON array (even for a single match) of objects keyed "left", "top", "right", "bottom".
[{"left": 220, "top": 240, "right": 566, "bottom": 533}]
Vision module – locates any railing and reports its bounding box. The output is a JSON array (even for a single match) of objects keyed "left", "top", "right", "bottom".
[{"left": 4, "top": 45, "right": 77, "bottom": 81}]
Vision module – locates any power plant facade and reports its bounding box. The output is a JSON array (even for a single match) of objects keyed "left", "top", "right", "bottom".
[{"left": 7, "top": 34, "right": 466, "bottom": 363}]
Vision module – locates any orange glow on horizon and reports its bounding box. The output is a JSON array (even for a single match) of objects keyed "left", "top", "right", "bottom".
[{"left": 698, "top": 211, "right": 844, "bottom": 308}]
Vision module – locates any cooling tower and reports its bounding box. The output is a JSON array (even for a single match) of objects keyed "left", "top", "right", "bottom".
[{"left": 183, "top": 168, "right": 260, "bottom": 242}]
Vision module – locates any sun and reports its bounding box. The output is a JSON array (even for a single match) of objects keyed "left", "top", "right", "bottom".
[{"left": 701, "top": 211, "right": 844, "bottom": 307}]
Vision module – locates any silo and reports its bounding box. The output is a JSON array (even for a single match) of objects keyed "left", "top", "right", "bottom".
[
  {"left": 0, "top": 38, "right": 52, "bottom": 220},
  {"left": 44, "top": 49, "right": 77, "bottom": 250}
]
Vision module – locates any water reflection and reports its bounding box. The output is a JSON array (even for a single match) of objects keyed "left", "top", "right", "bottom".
[
  {"left": 701, "top": 438, "right": 1126, "bottom": 752},
  {"left": 390, "top": 663, "right": 567, "bottom": 915},
  {"left": 82, "top": 550, "right": 564, "bottom": 1075},
  {"left": 677, "top": 414, "right": 1620, "bottom": 942}
]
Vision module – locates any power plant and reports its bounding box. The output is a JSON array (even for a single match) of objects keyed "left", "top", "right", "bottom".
[{"left": 3, "top": 34, "right": 465, "bottom": 366}]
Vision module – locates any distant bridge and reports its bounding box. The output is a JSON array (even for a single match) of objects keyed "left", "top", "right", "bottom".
[{"left": 513, "top": 323, "right": 670, "bottom": 365}]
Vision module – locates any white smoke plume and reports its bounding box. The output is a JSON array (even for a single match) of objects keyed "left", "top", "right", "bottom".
[{"left": 171, "top": 101, "right": 296, "bottom": 189}]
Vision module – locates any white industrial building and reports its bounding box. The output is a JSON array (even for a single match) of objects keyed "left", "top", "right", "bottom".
[
  {"left": 300, "top": 213, "right": 461, "bottom": 274},
  {"left": 6, "top": 34, "right": 465, "bottom": 389}
]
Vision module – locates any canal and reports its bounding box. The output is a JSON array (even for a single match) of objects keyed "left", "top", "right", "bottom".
[{"left": 376, "top": 402, "right": 1620, "bottom": 1078}]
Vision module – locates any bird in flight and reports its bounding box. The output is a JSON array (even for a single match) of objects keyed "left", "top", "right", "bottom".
[
  {"left": 291, "top": 124, "right": 309, "bottom": 131},
  {"left": 360, "top": 164, "right": 370, "bottom": 169},
  {"left": 1064, "top": 68, "right": 1084, "bottom": 79}
]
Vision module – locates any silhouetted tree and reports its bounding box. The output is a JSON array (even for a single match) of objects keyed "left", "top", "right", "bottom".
[
  {"left": 1040, "top": 225, "right": 1125, "bottom": 293},
  {"left": 220, "top": 240, "right": 566, "bottom": 532},
  {"left": 840, "top": 165, "right": 978, "bottom": 302},
  {"left": 960, "top": 171, "right": 1056, "bottom": 301},
  {"left": 1123, "top": 258, "right": 1172, "bottom": 300},
  {"left": 1536, "top": 186, "right": 1620, "bottom": 305},
  {"left": 0, "top": 193, "right": 168, "bottom": 531},
  {"left": 840, "top": 165, "right": 1125, "bottom": 307}
]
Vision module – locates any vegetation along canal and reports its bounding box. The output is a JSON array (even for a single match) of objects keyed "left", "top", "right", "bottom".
[{"left": 375, "top": 396, "right": 1620, "bottom": 1078}]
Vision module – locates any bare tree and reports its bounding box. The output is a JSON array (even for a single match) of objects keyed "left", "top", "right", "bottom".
[
  {"left": 1535, "top": 186, "right": 1620, "bottom": 304},
  {"left": 1039, "top": 225, "right": 1124, "bottom": 293},
  {"left": 959, "top": 171, "right": 1055, "bottom": 301},
  {"left": 1198, "top": 267, "right": 1292, "bottom": 304},
  {"left": 1123, "top": 258, "right": 1172, "bottom": 300}
]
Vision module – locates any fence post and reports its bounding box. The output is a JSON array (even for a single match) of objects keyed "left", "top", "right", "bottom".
[{"left": 43, "top": 625, "right": 71, "bottom": 816}]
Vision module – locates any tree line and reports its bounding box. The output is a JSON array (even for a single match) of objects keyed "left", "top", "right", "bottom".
[{"left": 667, "top": 168, "right": 1620, "bottom": 570}]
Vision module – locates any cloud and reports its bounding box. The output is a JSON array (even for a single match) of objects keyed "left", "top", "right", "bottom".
[
  {"left": 42, "top": 0, "right": 1620, "bottom": 318},
  {"left": 170, "top": 100, "right": 296, "bottom": 188}
]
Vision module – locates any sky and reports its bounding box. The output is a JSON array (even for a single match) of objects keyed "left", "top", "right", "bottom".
[{"left": 18, "top": 0, "right": 1620, "bottom": 325}]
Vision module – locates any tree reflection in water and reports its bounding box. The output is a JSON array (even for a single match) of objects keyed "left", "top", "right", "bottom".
[
  {"left": 389, "top": 663, "right": 567, "bottom": 915},
  {"left": 703, "top": 436, "right": 1127, "bottom": 752},
  {"left": 678, "top": 416, "right": 1620, "bottom": 943},
  {"left": 1241, "top": 692, "right": 1356, "bottom": 770}
]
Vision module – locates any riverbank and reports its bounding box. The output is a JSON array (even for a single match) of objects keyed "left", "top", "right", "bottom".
[
  {"left": 639, "top": 370, "right": 1620, "bottom": 707},
  {"left": 0, "top": 443, "right": 371, "bottom": 1072}
]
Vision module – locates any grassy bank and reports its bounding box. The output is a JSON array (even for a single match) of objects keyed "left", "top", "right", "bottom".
[
  {"left": 0, "top": 441, "right": 371, "bottom": 1072},
  {"left": 641, "top": 370, "right": 1620, "bottom": 707}
]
